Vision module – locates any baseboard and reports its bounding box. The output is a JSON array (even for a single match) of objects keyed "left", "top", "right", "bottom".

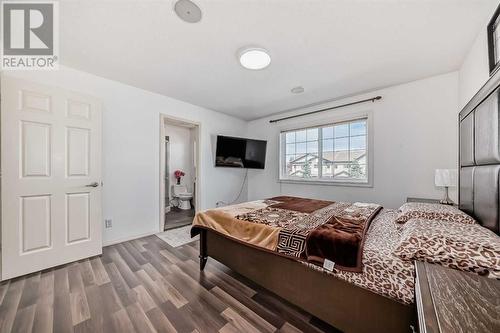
[{"left": 103, "top": 230, "right": 158, "bottom": 247}]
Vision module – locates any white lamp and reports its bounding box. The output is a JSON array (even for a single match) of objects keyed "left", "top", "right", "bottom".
[{"left": 434, "top": 169, "right": 457, "bottom": 205}]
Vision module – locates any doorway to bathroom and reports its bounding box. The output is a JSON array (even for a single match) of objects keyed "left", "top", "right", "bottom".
[{"left": 159, "top": 115, "right": 201, "bottom": 231}]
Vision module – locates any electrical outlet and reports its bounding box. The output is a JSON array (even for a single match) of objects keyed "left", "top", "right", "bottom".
[{"left": 105, "top": 219, "right": 112, "bottom": 228}]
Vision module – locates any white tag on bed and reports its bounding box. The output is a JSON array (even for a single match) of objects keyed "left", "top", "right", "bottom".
[{"left": 323, "top": 259, "right": 335, "bottom": 271}]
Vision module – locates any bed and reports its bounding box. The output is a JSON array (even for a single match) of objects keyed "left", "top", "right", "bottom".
[
  {"left": 192, "top": 68, "right": 500, "bottom": 333},
  {"left": 192, "top": 198, "right": 415, "bottom": 332}
]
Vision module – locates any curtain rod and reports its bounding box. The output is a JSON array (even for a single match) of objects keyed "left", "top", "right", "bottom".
[{"left": 269, "top": 96, "right": 382, "bottom": 123}]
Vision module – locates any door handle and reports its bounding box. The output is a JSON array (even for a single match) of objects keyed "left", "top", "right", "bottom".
[{"left": 85, "top": 182, "right": 99, "bottom": 188}]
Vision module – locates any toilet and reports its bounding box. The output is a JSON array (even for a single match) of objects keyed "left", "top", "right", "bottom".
[{"left": 172, "top": 185, "right": 193, "bottom": 210}]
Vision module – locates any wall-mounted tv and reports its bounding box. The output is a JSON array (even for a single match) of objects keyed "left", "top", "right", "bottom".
[{"left": 215, "top": 135, "right": 267, "bottom": 169}]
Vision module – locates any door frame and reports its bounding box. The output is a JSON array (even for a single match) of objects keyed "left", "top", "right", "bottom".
[{"left": 159, "top": 114, "right": 201, "bottom": 232}]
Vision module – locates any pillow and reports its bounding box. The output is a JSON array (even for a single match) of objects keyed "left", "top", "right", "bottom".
[
  {"left": 393, "top": 218, "right": 500, "bottom": 279},
  {"left": 395, "top": 202, "right": 476, "bottom": 225}
]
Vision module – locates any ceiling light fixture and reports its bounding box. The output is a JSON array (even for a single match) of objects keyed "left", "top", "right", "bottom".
[
  {"left": 238, "top": 47, "right": 271, "bottom": 70},
  {"left": 174, "top": 0, "right": 202, "bottom": 23},
  {"left": 291, "top": 86, "right": 305, "bottom": 94}
]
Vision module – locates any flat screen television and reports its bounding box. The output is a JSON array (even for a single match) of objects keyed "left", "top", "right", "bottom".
[{"left": 215, "top": 135, "right": 267, "bottom": 169}]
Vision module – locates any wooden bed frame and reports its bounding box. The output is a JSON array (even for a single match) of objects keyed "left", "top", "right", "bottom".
[{"left": 198, "top": 229, "right": 415, "bottom": 332}]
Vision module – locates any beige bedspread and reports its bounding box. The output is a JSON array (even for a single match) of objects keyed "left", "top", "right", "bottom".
[{"left": 193, "top": 208, "right": 279, "bottom": 250}]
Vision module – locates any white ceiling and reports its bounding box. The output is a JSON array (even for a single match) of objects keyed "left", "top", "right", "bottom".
[{"left": 60, "top": 0, "right": 498, "bottom": 120}]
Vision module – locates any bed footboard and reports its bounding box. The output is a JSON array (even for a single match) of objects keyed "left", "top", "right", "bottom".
[{"left": 200, "top": 229, "right": 416, "bottom": 333}]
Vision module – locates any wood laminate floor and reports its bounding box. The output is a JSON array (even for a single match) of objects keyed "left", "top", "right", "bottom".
[{"left": 0, "top": 235, "right": 339, "bottom": 333}]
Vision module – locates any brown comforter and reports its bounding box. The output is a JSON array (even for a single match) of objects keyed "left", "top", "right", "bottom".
[
  {"left": 305, "top": 203, "right": 382, "bottom": 272},
  {"left": 192, "top": 196, "right": 382, "bottom": 272},
  {"left": 268, "top": 196, "right": 333, "bottom": 213}
]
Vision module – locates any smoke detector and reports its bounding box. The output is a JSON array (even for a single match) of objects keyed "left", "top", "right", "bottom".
[
  {"left": 174, "top": 0, "right": 202, "bottom": 23},
  {"left": 291, "top": 86, "right": 305, "bottom": 94}
]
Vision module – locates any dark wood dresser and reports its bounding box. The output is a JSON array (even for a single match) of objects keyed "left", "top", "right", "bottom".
[{"left": 415, "top": 261, "right": 500, "bottom": 333}]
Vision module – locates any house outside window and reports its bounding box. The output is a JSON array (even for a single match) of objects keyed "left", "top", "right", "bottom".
[{"left": 279, "top": 117, "right": 371, "bottom": 186}]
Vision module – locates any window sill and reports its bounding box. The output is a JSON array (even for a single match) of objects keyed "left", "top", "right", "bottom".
[{"left": 278, "top": 178, "right": 373, "bottom": 188}]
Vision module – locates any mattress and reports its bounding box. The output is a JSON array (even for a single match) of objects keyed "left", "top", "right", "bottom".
[{"left": 193, "top": 200, "right": 415, "bottom": 305}]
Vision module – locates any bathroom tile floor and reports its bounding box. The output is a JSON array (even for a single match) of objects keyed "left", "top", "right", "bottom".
[{"left": 164, "top": 206, "right": 195, "bottom": 231}]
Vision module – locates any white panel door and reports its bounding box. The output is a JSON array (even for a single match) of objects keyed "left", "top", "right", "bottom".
[{"left": 1, "top": 77, "right": 102, "bottom": 280}]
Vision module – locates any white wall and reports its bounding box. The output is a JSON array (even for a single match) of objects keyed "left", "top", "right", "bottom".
[
  {"left": 458, "top": 26, "right": 490, "bottom": 108},
  {"left": 1, "top": 66, "right": 248, "bottom": 245},
  {"left": 165, "top": 123, "right": 193, "bottom": 199},
  {"left": 0, "top": 56, "right": 473, "bottom": 242},
  {"left": 458, "top": 2, "right": 500, "bottom": 108},
  {"left": 247, "top": 72, "right": 459, "bottom": 209}
]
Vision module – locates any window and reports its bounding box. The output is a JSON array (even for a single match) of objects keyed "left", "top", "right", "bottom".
[
  {"left": 280, "top": 118, "right": 369, "bottom": 185},
  {"left": 488, "top": 4, "right": 500, "bottom": 74}
]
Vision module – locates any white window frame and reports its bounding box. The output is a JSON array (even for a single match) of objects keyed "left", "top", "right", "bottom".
[{"left": 278, "top": 110, "right": 373, "bottom": 187}]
